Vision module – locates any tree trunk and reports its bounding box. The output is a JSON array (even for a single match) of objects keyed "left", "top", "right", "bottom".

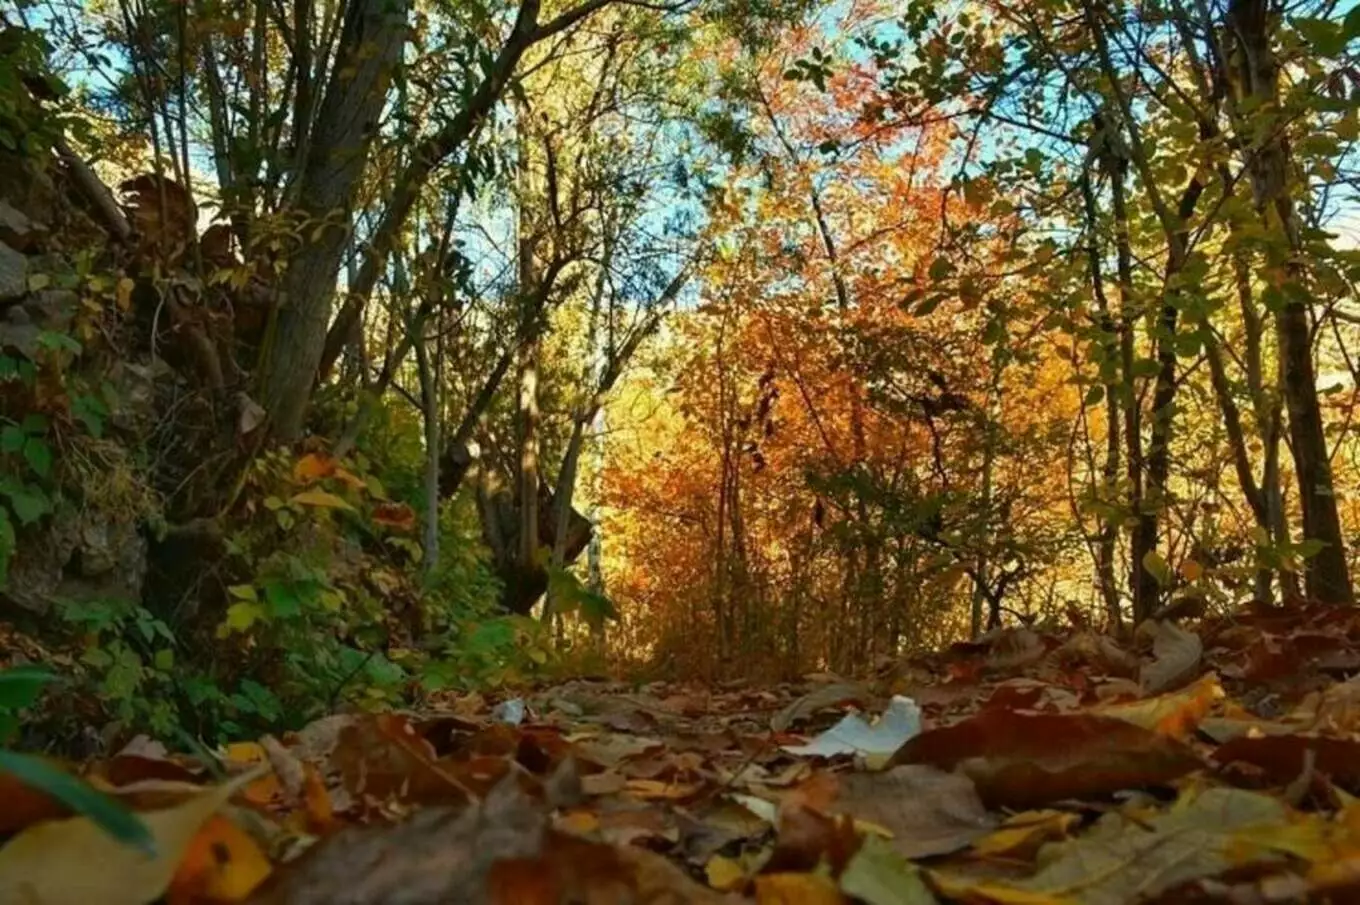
[
  {"left": 416, "top": 326, "right": 441, "bottom": 576},
  {"left": 258, "top": 0, "right": 407, "bottom": 440},
  {"left": 1229, "top": 0, "right": 1352, "bottom": 604},
  {"left": 314, "top": 0, "right": 627, "bottom": 380},
  {"left": 1080, "top": 170, "right": 1121, "bottom": 630}
]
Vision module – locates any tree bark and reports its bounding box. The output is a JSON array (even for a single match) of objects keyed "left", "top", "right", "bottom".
[
  {"left": 258, "top": 0, "right": 407, "bottom": 440},
  {"left": 1228, "top": 0, "right": 1352, "bottom": 604}
]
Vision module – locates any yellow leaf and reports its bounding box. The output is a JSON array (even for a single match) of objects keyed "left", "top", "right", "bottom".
[
  {"left": 930, "top": 872, "right": 1078, "bottom": 904},
  {"left": 556, "top": 809, "right": 600, "bottom": 836},
  {"left": 289, "top": 489, "right": 355, "bottom": 511},
  {"left": 0, "top": 768, "right": 262, "bottom": 905},
  {"left": 705, "top": 855, "right": 746, "bottom": 891},
  {"left": 971, "top": 810, "right": 1079, "bottom": 859},
  {"left": 116, "top": 277, "right": 135, "bottom": 311},
  {"left": 754, "top": 872, "right": 845, "bottom": 904},
  {"left": 224, "top": 602, "right": 265, "bottom": 633},
  {"left": 1093, "top": 675, "right": 1223, "bottom": 738}
]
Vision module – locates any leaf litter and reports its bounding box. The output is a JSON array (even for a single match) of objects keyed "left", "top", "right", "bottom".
[{"left": 11, "top": 606, "right": 1360, "bottom": 902}]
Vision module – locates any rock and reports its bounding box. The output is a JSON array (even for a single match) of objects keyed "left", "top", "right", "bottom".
[
  {"left": 0, "top": 289, "right": 78, "bottom": 357},
  {"left": 0, "top": 150, "right": 59, "bottom": 232},
  {"left": 0, "top": 508, "right": 148, "bottom": 617},
  {"left": 0, "top": 200, "right": 46, "bottom": 252},
  {"left": 106, "top": 360, "right": 166, "bottom": 434},
  {"left": 0, "top": 241, "right": 27, "bottom": 302},
  {"left": 1, "top": 509, "right": 81, "bottom": 615},
  {"left": 25, "top": 289, "right": 76, "bottom": 330}
]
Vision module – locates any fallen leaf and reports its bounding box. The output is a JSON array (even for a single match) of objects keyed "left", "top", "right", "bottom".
[
  {"left": 771, "top": 682, "right": 867, "bottom": 732},
  {"left": 706, "top": 853, "right": 747, "bottom": 891},
  {"left": 0, "top": 768, "right": 261, "bottom": 905},
  {"left": 986, "top": 627, "right": 1047, "bottom": 673},
  {"left": 1212, "top": 734, "right": 1360, "bottom": 790},
  {"left": 624, "top": 777, "right": 703, "bottom": 800},
  {"left": 1003, "top": 787, "right": 1288, "bottom": 905},
  {"left": 889, "top": 710, "right": 1201, "bottom": 809},
  {"left": 1139, "top": 620, "right": 1202, "bottom": 693},
  {"left": 1093, "top": 674, "right": 1223, "bottom": 738},
  {"left": 831, "top": 765, "right": 997, "bottom": 859},
  {"left": 167, "top": 814, "right": 271, "bottom": 904},
  {"left": 838, "top": 835, "right": 938, "bottom": 905},
  {"left": 969, "top": 809, "right": 1080, "bottom": 860},
  {"left": 331, "top": 713, "right": 473, "bottom": 808},
  {"left": 571, "top": 732, "right": 662, "bottom": 768},
  {"left": 755, "top": 872, "right": 846, "bottom": 904}
]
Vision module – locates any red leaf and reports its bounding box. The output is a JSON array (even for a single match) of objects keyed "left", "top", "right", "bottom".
[{"left": 890, "top": 710, "right": 1202, "bottom": 809}]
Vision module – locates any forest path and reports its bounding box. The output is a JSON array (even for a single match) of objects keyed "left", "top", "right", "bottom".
[{"left": 6, "top": 609, "right": 1360, "bottom": 904}]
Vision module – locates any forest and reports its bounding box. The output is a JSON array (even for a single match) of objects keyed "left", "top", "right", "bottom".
[{"left": 6, "top": 0, "right": 1360, "bottom": 901}]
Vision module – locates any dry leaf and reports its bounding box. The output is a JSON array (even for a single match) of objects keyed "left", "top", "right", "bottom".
[
  {"left": 1139, "top": 620, "right": 1203, "bottom": 693},
  {"left": 890, "top": 710, "right": 1201, "bottom": 809},
  {"left": 1093, "top": 674, "right": 1223, "bottom": 738},
  {"left": 755, "top": 872, "right": 846, "bottom": 904},
  {"left": 0, "top": 768, "right": 261, "bottom": 905},
  {"left": 831, "top": 765, "right": 997, "bottom": 859}
]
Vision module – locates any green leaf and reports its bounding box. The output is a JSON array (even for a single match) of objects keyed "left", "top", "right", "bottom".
[
  {"left": 1, "top": 481, "right": 49, "bottom": 525},
  {"left": 224, "top": 602, "right": 266, "bottom": 632},
  {"left": 263, "top": 581, "right": 302, "bottom": 618},
  {"left": 0, "top": 750, "right": 154, "bottom": 853},
  {"left": 0, "top": 425, "right": 24, "bottom": 453},
  {"left": 1346, "top": 4, "right": 1360, "bottom": 41},
  {"left": 1295, "top": 538, "right": 1328, "bottom": 558},
  {"left": 1084, "top": 385, "right": 1105, "bottom": 406},
  {"left": 0, "top": 507, "right": 13, "bottom": 586},
  {"left": 1294, "top": 16, "right": 1345, "bottom": 56},
  {"left": 839, "top": 835, "right": 937, "bottom": 905},
  {"left": 22, "top": 438, "right": 51, "bottom": 478},
  {"left": 1142, "top": 549, "right": 1172, "bottom": 587},
  {"left": 0, "top": 665, "right": 55, "bottom": 712},
  {"left": 289, "top": 489, "right": 355, "bottom": 511},
  {"left": 1131, "top": 358, "right": 1161, "bottom": 379}
]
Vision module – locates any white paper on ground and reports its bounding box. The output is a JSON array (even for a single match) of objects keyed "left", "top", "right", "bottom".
[
  {"left": 492, "top": 698, "right": 526, "bottom": 725},
  {"left": 780, "top": 695, "right": 921, "bottom": 757}
]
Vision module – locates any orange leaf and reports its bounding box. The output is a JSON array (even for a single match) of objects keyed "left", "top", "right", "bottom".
[
  {"left": 754, "top": 872, "right": 846, "bottom": 904},
  {"left": 292, "top": 453, "right": 335, "bottom": 484},
  {"left": 623, "top": 778, "right": 703, "bottom": 800},
  {"left": 1093, "top": 674, "right": 1223, "bottom": 738},
  {"left": 301, "top": 764, "right": 335, "bottom": 833},
  {"left": 167, "top": 814, "right": 271, "bottom": 904},
  {"left": 332, "top": 467, "right": 368, "bottom": 492}
]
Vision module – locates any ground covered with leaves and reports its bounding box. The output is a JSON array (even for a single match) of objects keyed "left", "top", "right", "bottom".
[{"left": 9, "top": 604, "right": 1360, "bottom": 904}]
